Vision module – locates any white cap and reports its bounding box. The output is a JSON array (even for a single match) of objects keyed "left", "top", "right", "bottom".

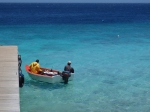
[{"left": 68, "top": 61, "right": 71, "bottom": 63}]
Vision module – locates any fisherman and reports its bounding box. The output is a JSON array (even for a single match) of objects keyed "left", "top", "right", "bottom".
[
  {"left": 29, "top": 59, "right": 43, "bottom": 74},
  {"left": 62, "top": 61, "right": 74, "bottom": 84},
  {"left": 64, "top": 61, "right": 74, "bottom": 73}
]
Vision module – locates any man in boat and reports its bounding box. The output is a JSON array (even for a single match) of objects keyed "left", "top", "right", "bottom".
[
  {"left": 29, "top": 61, "right": 37, "bottom": 73},
  {"left": 29, "top": 59, "right": 43, "bottom": 74},
  {"left": 35, "top": 59, "right": 43, "bottom": 74}
]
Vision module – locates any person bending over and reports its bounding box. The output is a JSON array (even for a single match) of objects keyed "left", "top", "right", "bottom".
[{"left": 29, "top": 59, "right": 43, "bottom": 74}]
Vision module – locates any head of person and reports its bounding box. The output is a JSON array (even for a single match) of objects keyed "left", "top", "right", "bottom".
[
  {"left": 67, "top": 61, "right": 71, "bottom": 65},
  {"left": 36, "top": 59, "right": 39, "bottom": 63}
]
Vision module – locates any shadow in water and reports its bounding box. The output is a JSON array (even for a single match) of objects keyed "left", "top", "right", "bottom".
[{"left": 24, "top": 79, "right": 67, "bottom": 91}]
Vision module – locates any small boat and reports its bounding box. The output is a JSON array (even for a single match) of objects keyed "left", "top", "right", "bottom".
[{"left": 25, "top": 65, "right": 74, "bottom": 84}]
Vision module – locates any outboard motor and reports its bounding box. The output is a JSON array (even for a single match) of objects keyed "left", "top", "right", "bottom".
[
  {"left": 18, "top": 55, "right": 24, "bottom": 88},
  {"left": 62, "top": 71, "right": 71, "bottom": 84}
]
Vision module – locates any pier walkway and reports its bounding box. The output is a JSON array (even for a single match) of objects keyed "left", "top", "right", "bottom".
[{"left": 0, "top": 46, "right": 20, "bottom": 112}]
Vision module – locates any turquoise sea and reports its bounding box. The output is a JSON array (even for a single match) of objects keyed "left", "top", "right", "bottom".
[{"left": 1, "top": 3, "right": 150, "bottom": 112}]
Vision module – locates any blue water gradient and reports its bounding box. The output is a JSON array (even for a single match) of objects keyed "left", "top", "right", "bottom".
[
  {"left": 0, "top": 23, "right": 150, "bottom": 112},
  {"left": 0, "top": 3, "right": 150, "bottom": 112}
]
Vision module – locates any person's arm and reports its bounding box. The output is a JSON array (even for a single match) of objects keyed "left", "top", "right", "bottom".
[
  {"left": 71, "top": 67, "right": 74, "bottom": 73},
  {"left": 36, "top": 64, "right": 42, "bottom": 72}
]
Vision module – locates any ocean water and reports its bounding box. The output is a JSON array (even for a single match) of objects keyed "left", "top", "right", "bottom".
[{"left": 0, "top": 3, "right": 150, "bottom": 112}]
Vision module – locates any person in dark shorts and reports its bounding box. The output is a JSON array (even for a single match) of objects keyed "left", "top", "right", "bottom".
[{"left": 62, "top": 61, "right": 74, "bottom": 84}]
